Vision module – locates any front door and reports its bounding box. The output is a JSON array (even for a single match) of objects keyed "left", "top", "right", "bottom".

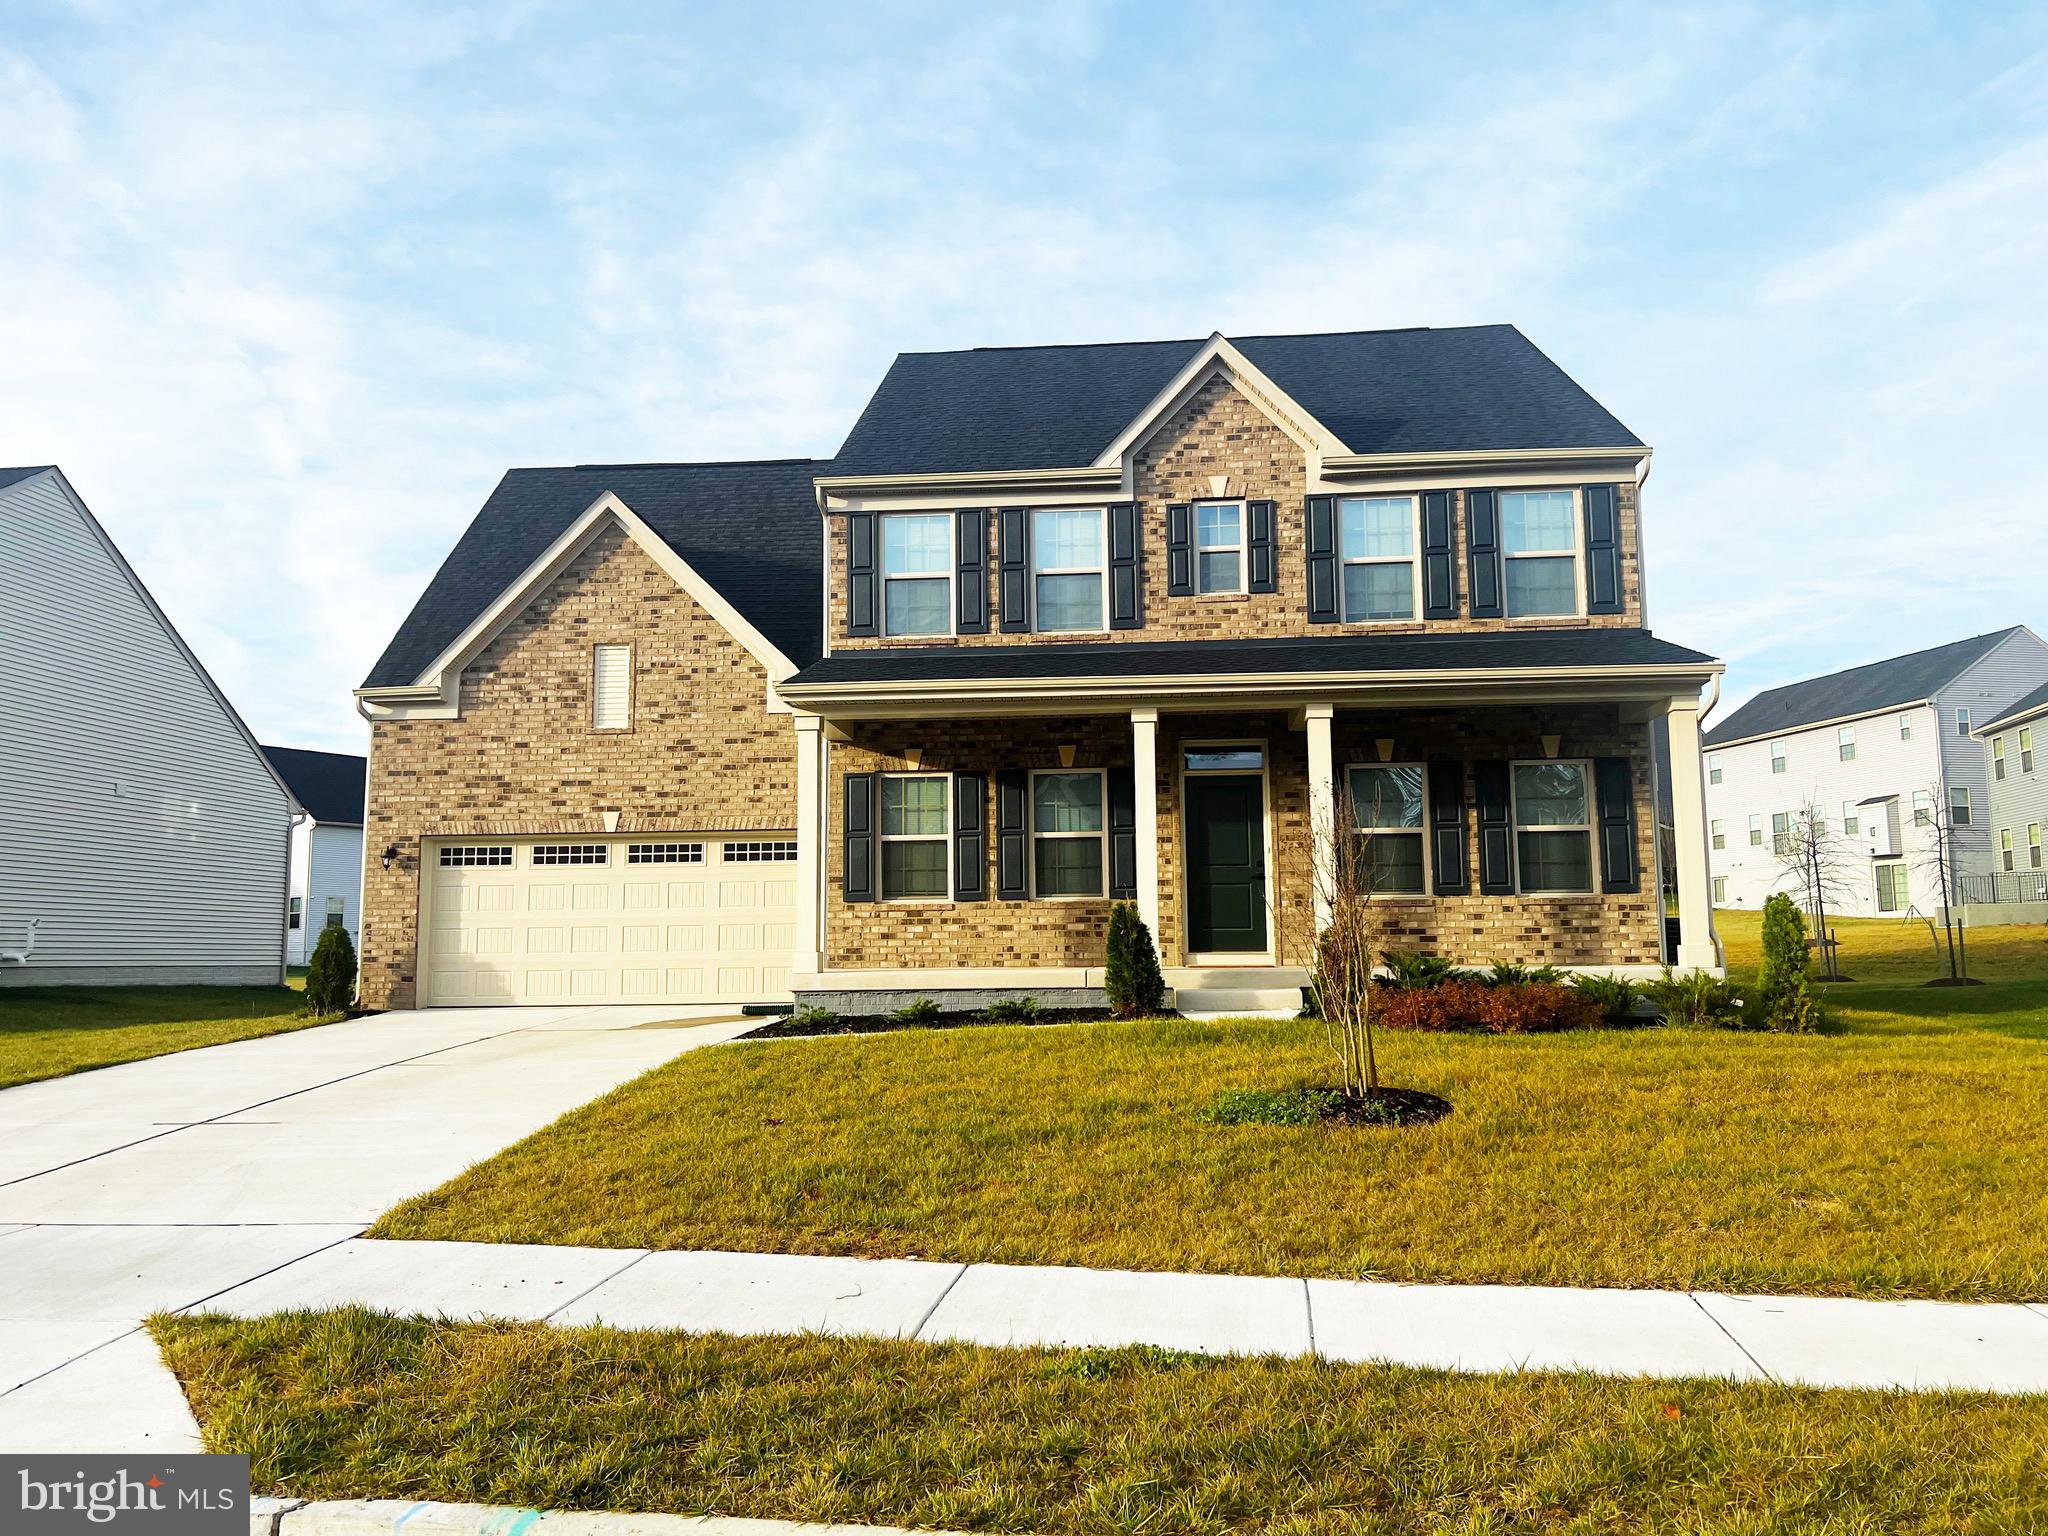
[{"left": 1185, "top": 773, "right": 1267, "bottom": 953}]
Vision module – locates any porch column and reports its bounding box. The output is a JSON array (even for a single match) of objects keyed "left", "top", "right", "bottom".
[
  {"left": 1304, "top": 703, "right": 1336, "bottom": 932},
  {"left": 793, "top": 713, "right": 824, "bottom": 976},
  {"left": 1131, "top": 708, "right": 1161, "bottom": 944},
  {"left": 1661, "top": 695, "right": 1722, "bottom": 971}
]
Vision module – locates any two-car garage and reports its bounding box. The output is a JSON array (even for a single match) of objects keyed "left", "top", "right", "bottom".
[{"left": 419, "top": 835, "right": 798, "bottom": 1006}]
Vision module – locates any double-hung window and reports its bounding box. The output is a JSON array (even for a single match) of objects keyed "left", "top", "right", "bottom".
[
  {"left": 879, "top": 774, "right": 949, "bottom": 899},
  {"left": 324, "top": 896, "right": 345, "bottom": 930},
  {"left": 2031, "top": 824, "right": 2043, "bottom": 869},
  {"left": 1770, "top": 740, "right": 1787, "bottom": 774},
  {"left": 1771, "top": 812, "right": 1791, "bottom": 854},
  {"left": 1499, "top": 490, "right": 1579, "bottom": 618},
  {"left": 1842, "top": 800, "right": 1860, "bottom": 836},
  {"left": 1337, "top": 496, "right": 1417, "bottom": 620},
  {"left": 2023, "top": 727, "right": 2036, "bottom": 773},
  {"left": 1031, "top": 508, "right": 1106, "bottom": 632},
  {"left": 1993, "top": 736, "right": 2007, "bottom": 780},
  {"left": 1912, "top": 790, "right": 1931, "bottom": 828},
  {"left": 1348, "top": 764, "right": 1427, "bottom": 894},
  {"left": 1713, "top": 875, "right": 1727, "bottom": 903},
  {"left": 1707, "top": 753, "right": 1723, "bottom": 785},
  {"left": 288, "top": 896, "right": 302, "bottom": 931},
  {"left": 1899, "top": 712, "right": 1913, "bottom": 740},
  {"left": 1956, "top": 707, "right": 1972, "bottom": 736},
  {"left": 1950, "top": 785, "right": 1972, "bottom": 825},
  {"left": 1030, "top": 771, "right": 1105, "bottom": 897},
  {"left": 1710, "top": 818, "right": 1725, "bottom": 850},
  {"left": 1194, "top": 501, "right": 1245, "bottom": 594},
  {"left": 881, "top": 514, "right": 952, "bottom": 636},
  {"left": 1838, "top": 726, "right": 1856, "bottom": 761},
  {"left": 2001, "top": 829, "right": 2016, "bottom": 871},
  {"left": 1511, "top": 761, "right": 1595, "bottom": 893},
  {"left": 1748, "top": 814, "right": 1763, "bottom": 846}
]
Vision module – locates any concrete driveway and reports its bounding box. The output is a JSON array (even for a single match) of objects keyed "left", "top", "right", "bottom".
[{"left": 0, "top": 1004, "right": 756, "bottom": 1452}]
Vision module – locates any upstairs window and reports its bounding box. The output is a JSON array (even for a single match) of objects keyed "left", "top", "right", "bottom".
[
  {"left": 2023, "top": 727, "right": 2037, "bottom": 773},
  {"left": 1770, "top": 740, "right": 1787, "bottom": 774},
  {"left": 1838, "top": 726, "right": 1856, "bottom": 762},
  {"left": 1899, "top": 712, "right": 1913, "bottom": 740},
  {"left": 1912, "top": 790, "right": 1931, "bottom": 828},
  {"left": 1950, "top": 785, "right": 1972, "bottom": 825},
  {"left": 1499, "top": 490, "right": 1579, "bottom": 618},
  {"left": 1748, "top": 814, "right": 1762, "bottom": 846},
  {"left": 1956, "top": 707, "right": 1972, "bottom": 736},
  {"left": 1994, "top": 736, "right": 2008, "bottom": 780},
  {"left": 324, "top": 896, "right": 346, "bottom": 929},
  {"left": 1338, "top": 496, "right": 1417, "bottom": 620},
  {"left": 2031, "top": 824, "right": 2043, "bottom": 869},
  {"left": 1348, "top": 763, "right": 1427, "bottom": 894},
  {"left": 288, "top": 896, "right": 302, "bottom": 930},
  {"left": 1031, "top": 508, "right": 1105, "bottom": 632},
  {"left": 2001, "top": 829, "right": 2015, "bottom": 871},
  {"left": 1511, "top": 761, "right": 1594, "bottom": 893},
  {"left": 1771, "top": 812, "right": 1791, "bottom": 854},
  {"left": 592, "top": 645, "right": 631, "bottom": 730},
  {"left": 881, "top": 513, "right": 952, "bottom": 636},
  {"left": 1707, "top": 753, "right": 1723, "bottom": 785},
  {"left": 1194, "top": 502, "right": 1245, "bottom": 594},
  {"left": 1031, "top": 771, "right": 1106, "bottom": 897},
  {"left": 1842, "top": 800, "right": 1860, "bottom": 836},
  {"left": 880, "top": 774, "right": 949, "bottom": 899},
  {"left": 1710, "top": 818, "right": 1725, "bottom": 850}
]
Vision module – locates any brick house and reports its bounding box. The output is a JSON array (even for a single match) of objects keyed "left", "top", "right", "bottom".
[{"left": 356, "top": 327, "right": 1724, "bottom": 1014}]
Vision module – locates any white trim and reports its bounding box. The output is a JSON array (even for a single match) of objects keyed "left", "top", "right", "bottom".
[
  {"left": 1335, "top": 493, "right": 1423, "bottom": 624},
  {"left": 878, "top": 770, "right": 952, "bottom": 902},
  {"left": 1131, "top": 708, "right": 1162, "bottom": 942},
  {"left": 1027, "top": 767, "right": 1108, "bottom": 900},
  {"left": 1177, "top": 738, "right": 1276, "bottom": 964},
  {"left": 878, "top": 510, "right": 956, "bottom": 639},
  {"left": 1499, "top": 486, "right": 1586, "bottom": 622},
  {"left": 1344, "top": 760, "right": 1431, "bottom": 898},
  {"left": 1508, "top": 758, "right": 1599, "bottom": 896},
  {"left": 1029, "top": 505, "right": 1109, "bottom": 634},
  {"left": 1192, "top": 499, "right": 1247, "bottom": 595},
  {"left": 591, "top": 643, "right": 633, "bottom": 731},
  {"left": 1092, "top": 333, "right": 1350, "bottom": 469}
]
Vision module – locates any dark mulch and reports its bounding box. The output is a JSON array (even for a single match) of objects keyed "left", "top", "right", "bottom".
[
  {"left": 1197, "top": 1084, "right": 1453, "bottom": 1129},
  {"left": 1922, "top": 977, "right": 1989, "bottom": 988},
  {"left": 741, "top": 1006, "right": 1118, "bottom": 1040},
  {"left": 1323, "top": 1087, "right": 1454, "bottom": 1126}
]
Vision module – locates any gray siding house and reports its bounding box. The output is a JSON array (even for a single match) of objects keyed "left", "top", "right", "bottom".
[
  {"left": 1975, "top": 681, "right": 2048, "bottom": 909},
  {"left": 262, "top": 746, "right": 367, "bottom": 963},
  {"left": 0, "top": 467, "right": 296, "bottom": 985}
]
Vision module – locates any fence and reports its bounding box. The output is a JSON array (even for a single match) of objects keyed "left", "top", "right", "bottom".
[{"left": 1955, "top": 870, "right": 2048, "bottom": 905}]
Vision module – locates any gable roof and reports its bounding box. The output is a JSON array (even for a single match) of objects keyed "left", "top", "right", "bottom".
[
  {"left": 829, "top": 325, "right": 1642, "bottom": 477},
  {"left": 362, "top": 458, "right": 828, "bottom": 690},
  {"left": 0, "top": 465, "right": 56, "bottom": 492},
  {"left": 1979, "top": 678, "right": 2048, "bottom": 736},
  {"left": 262, "top": 745, "right": 366, "bottom": 826},
  {"left": 1702, "top": 628, "right": 2030, "bottom": 747}
]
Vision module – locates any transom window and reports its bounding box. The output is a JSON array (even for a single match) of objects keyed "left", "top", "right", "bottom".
[
  {"left": 1032, "top": 507, "right": 1106, "bottom": 632},
  {"left": 1499, "top": 490, "right": 1579, "bottom": 618},
  {"left": 880, "top": 774, "right": 949, "bottom": 899},
  {"left": 1031, "top": 770, "right": 1105, "bottom": 897},
  {"left": 628, "top": 842, "right": 703, "bottom": 863},
  {"left": 1194, "top": 501, "right": 1244, "bottom": 594},
  {"left": 1184, "top": 746, "right": 1262, "bottom": 772},
  {"left": 722, "top": 840, "right": 798, "bottom": 862},
  {"left": 1348, "top": 764, "right": 1427, "bottom": 894},
  {"left": 532, "top": 844, "right": 608, "bottom": 865},
  {"left": 1769, "top": 740, "right": 1787, "bottom": 774},
  {"left": 881, "top": 513, "right": 952, "bottom": 637},
  {"left": 1337, "top": 496, "right": 1417, "bottom": 621},
  {"left": 1511, "top": 761, "right": 1595, "bottom": 893},
  {"left": 1838, "top": 726, "right": 1856, "bottom": 761},
  {"left": 440, "top": 845, "right": 512, "bottom": 867}
]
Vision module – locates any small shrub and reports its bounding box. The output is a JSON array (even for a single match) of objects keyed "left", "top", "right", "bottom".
[
  {"left": 1104, "top": 903, "right": 1166, "bottom": 1017},
  {"left": 1756, "top": 892, "right": 1828, "bottom": 1032},
  {"left": 888, "top": 996, "right": 942, "bottom": 1025},
  {"left": 786, "top": 1003, "right": 839, "bottom": 1028},
  {"left": 1375, "top": 979, "right": 1605, "bottom": 1034},
  {"left": 982, "top": 995, "right": 1043, "bottom": 1024},
  {"left": 1569, "top": 972, "right": 1643, "bottom": 1026},
  {"left": 1197, "top": 1086, "right": 1345, "bottom": 1126},
  {"left": 1484, "top": 960, "right": 1565, "bottom": 987},
  {"left": 1378, "top": 950, "right": 1474, "bottom": 990},
  {"left": 1644, "top": 968, "right": 1750, "bottom": 1029},
  {"left": 303, "top": 924, "right": 357, "bottom": 1016}
]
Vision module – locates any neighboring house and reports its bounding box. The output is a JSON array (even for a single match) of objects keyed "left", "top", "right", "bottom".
[
  {"left": 1972, "top": 682, "right": 2048, "bottom": 909},
  {"left": 263, "top": 746, "right": 367, "bottom": 963},
  {"left": 356, "top": 326, "right": 1724, "bottom": 1015},
  {"left": 1701, "top": 628, "right": 2048, "bottom": 919},
  {"left": 0, "top": 466, "right": 296, "bottom": 985}
]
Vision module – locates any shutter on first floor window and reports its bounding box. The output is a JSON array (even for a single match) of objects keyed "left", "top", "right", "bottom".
[
  {"left": 1465, "top": 490, "right": 1502, "bottom": 619},
  {"left": 996, "top": 769, "right": 1029, "bottom": 899},
  {"left": 1305, "top": 495, "right": 1339, "bottom": 622},
  {"left": 956, "top": 508, "right": 989, "bottom": 633},
  {"left": 998, "top": 508, "right": 1030, "bottom": 632},
  {"left": 1427, "top": 760, "right": 1468, "bottom": 894},
  {"left": 843, "top": 772, "right": 877, "bottom": 902},
  {"left": 1420, "top": 490, "right": 1456, "bottom": 619},
  {"left": 1247, "top": 499, "right": 1278, "bottom": 593},
  {"left": 1474, "top": 759, "right": 1514, "bottom": 895},
  {"left": 1166, "top": 502, "right": 1193, "bottom": 595},
  {"left": 1583, "top": 483, "right": 1624, "bottom": 614},
  {"left": 954, "top": 772, "right": 989, "bottom": 901},
  {"left": 1108, "top": 765, "right": 1137, "bottom": 899},
  {"left": 846, "top": 511, "right": 878, "bottom": 637},
  {"left": 1594, "top": 756, "right": 1639, "bottom": 893},
  {"left": 1108, "top": 502, "right": 1143, "bottom": 629}
]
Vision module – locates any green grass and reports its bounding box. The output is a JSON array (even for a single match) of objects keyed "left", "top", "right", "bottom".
[
  {"left": 0, "top": 980, "right": 334, "bottom": 1090},
  {"left": 155, "top": 1308, "right": 2048, "bottom": 1533},
  {"left": 1713, "top": 906, "right": 2043, "bottom": 984}
]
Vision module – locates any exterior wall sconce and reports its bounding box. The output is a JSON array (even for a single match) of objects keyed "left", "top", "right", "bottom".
[
  {"left": 1541, "top": 733, "right": 1563, "bottom": 759},
  {"left": 903, "top": 746, "right": 924, "bottom": 769},
  {"left": 380, "top": 845, "right": 399, "bottom": 871},
  {"left": 1058, "top": 743, "right": 1079, "bottom": 767},
  {"left": 1374, "top": 737, "right": 1396, "bottom": 762}
]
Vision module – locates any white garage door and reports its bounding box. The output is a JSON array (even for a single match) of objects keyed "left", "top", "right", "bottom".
[{"left": 420, "top": 836, "right": 798, "bottom": 1006}]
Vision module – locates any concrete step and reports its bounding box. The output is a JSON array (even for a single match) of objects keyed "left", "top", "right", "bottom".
[{"left": 1175, "top": 986, "right": 1304, "bottom": 1015}]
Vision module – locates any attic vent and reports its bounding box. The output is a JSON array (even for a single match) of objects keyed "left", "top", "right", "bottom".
[{"left": 593, "top": 644, "right": 632, "bottom": 730}]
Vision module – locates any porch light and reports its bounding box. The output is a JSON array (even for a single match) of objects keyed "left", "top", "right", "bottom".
[
  {"left": 381, "top": 845, "right": 399, "bottom": 871},
  {"left": 1541, "top": 734, "right": 1562, "bottom": 759},
  {"left": 1375, "top": 737, "right": 1396, "bottom": 762},
  {"left": 1058, "top": 742, "right": 1079, "bottom": 768},
  {"left": 903, "top": 746, "right": 924, "bottom": 769}
]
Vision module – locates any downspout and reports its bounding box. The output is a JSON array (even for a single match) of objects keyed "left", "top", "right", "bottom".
[
  {"left": 1697, "top": 670, "right": 1721, "bottom": 726},
  {"left": 282, "top": 801, "right": 307, "bottom": 985}
]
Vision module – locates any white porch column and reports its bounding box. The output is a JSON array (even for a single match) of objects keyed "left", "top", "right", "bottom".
[
  {"left": 793, "top": 714, "right": 824, "bottom": 977},
  {"left": 1131, "top": 708, "right": 1162, "bottom": 944},
  {"left": 1661, "top": 695, "right": 1723, "bottom": 971},
  {"left": 1304, "top": 703, "right": 1336, "bottom": 932}
]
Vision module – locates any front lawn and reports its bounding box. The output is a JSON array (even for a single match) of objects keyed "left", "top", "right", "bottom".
[
  {"left": 1714, "top": 906, "right": 2042, "bottom": 984},
  {"left": 156, "top": 1309, "right": 2048, "bottom": 1533},
  {"left": 0, "top": 982, "right": 334, "bottom": 1090}
]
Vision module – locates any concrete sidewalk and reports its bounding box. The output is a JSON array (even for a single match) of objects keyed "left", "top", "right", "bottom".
[{"left": 194, "top": 1237, "right": 2048, "bottom": 1397}]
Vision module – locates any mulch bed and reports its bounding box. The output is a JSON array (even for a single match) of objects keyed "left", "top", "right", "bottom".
[
  {"left": 741, "top": 1006, "right": 1119, "bottom": 1040},
  {"left": 1322, "top": 1087, "right": 1454, "bottom": 1126}
]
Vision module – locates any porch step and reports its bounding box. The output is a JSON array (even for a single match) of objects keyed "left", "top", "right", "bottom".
[{"left": 1175, "top": 986, "right": 1305, "bottom": 1017}]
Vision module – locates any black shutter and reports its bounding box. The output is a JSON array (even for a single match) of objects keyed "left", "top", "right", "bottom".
[
  {"left": 1421, "top": 491, "right": 1455, "bottom": 620},
  {"left": 996, "top": 770, "right": 1029, "bottom": 899},
  {"left": 1247, "top": 499, "right": 1278, "bottom": 593},
  {"left": 843, "top": 772, "right": 877, "bottom": 902},
  {"left": 954, "top": 772, "right": 988, "bottom": 901},
  {"left": 1466, "top": 490, "right": 1502, "bottom": 619},
  {"left": 998, "top": 508, "right": 1030, "bottom": 632},
  {"left": 956, "top": 508, "right": 989, "bottom": 634},
  {"left": 1428, "top": 760, "right": 1469, "bottom": 895},
  {"left": 1475, "top": 760, "right": 1514, "bottom": 895},
  {"left": 846, "top": 512, "right": 878, "bottom": 637},
  {"left": 1583, "top": 484, "right": 1623, "bottom": 615},
  {"left": 1595, "top": 756, "right": 1639, "bottom": 893},
  {"left": 1166, "top": 502, "right": 1193, "bottom": 596},
  {"left": 1306, "top": 495, "right": 1339, "bottom": 623},
  {"left": 1108, "top": 501, "right": 1142, "bottom": 629},
  {"left": 1108, "top": 766, "right": 1137, "bottom": 899}
]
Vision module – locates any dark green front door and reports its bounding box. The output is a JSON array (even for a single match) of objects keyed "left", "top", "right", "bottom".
[{"left": 1185, "top": 774, "right": 1267, "bottom": 953}]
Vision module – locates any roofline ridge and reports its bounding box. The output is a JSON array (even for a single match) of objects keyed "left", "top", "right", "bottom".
[{"left": 886, "top": 322, "right": 1524, "bottom": 362}]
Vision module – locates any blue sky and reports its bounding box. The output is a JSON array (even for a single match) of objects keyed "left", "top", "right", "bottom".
[{"left": 3, "top": 1, "right": 2045, "bottom": 752}]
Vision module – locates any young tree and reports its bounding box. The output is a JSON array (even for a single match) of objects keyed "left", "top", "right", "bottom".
[
  {"left": 1773, "top": 798, "right": 1855, "bottom": 979},
  {"left": 1293, "top": 769, "right": 1396, "bottom": 1097},
  {"left": 1913, "top": 782, "right": 1980, "bottom": 983},
  {"left": 1103, "top": 902, "right": 1165, "bottom": 1017},
  {"left": 304, "top": 923, "right": 358, "bottom": 1016}
]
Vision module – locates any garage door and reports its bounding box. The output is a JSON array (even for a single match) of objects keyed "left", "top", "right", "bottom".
[{"left": 420, "top": 836, "right": 798, "bottom": 1006}]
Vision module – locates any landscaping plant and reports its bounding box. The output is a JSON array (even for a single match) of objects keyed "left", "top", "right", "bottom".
[
  {"left": 1375, "top": 979, "right": 1605, "bottom": 1034},
  {"left": 1567, "top": 972, "right": 1642, "bottom": 1026},
  {"left": 982, "top": 995, "right": 1043, "bottom": 1024},
  {"left": 887, "top": 997, "right": 942, "bottom": 1025},
  {"left": 1377, "top": 950, "right": 1473, "bottom": 990},
  {"left": 1643, "top": 968, "right": 1749, "bottom": 1028},
  {"left": 302, "top": 924, "right": 357, "bottom": 1016},
  {"left": 1102, "top": 903, "right": 1165, "bottom": 1017},
  {"left": 1757, "top": 893, "right": 1827, "bottom": 1032}
]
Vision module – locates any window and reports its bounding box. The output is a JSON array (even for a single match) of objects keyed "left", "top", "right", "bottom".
[
  {"left": 1838, "top": 725, "right": 1856, "bottom": 762},
  {"left": 1511, "top": 761, "right": 1595, "bottom": 893},
  {"left": 532, "top": 844, "right": 608, "bottom": 865},
  {"left": 288, "top": 896, "right": 302, "bottom": 930},
  {"left": 1194, "top": 501, "right": 1244, "bottom": 594},
  {"left": 1912, "top": 790, "right": 1931, "bottom": 828},
  {"left": 1710, "top": 818, "right": 1725, "bottom": 850},
  {"left": 1337, "top": 496, "right": 1417, "bottom": 620},
  {"left": 440, "top": 845, "right": 512, "bottom": 867},
  {"left": 722, "top": 840, "right": 798, "bottom": 862},
  {"left": 592, "top": 644, "right": 631, "bottom": 730},
  {"left": 629, "top": 842, "right": 703, "bottom": 863},
  {"left": 1899, "top": 712, "right": 1912, "bottom": 740},
  {"left": 1771, "top": 811, "right": 1791, "bottom": 855},
  {"left": 324, "top": 896, "right": 345, "bottom": 929},
  {"left": 1994, "top": 736, "right": 2007, "bottom": 780},
  {"left": 1876, "top": 863, "right": 1908, "bottom": 913},
  {"left": 2023, "top": 727, "right": 2037, "bottom": 773},
  {"left": 1713, "top": 875, "right": 1727, "bottom": 904},
  {"left": 880, "top": 775, "right": 949, "bottom": 898},
  {"left": 2031, "top": 824, "right": 2043, "bottom": 870},
  {"left": 1707, "top": 753, "right": 1723, "bottom": 785},
  {"left": 1748, "top": 814, "right": 1762, "bottom": 846},
  {"left": 2001, "top": 829, "right": 2015, "bottom": 872},
  {"left": 1031, "top": 507, "right": 1105, "bottom": 632},
  {"left": 1950, "top": 785, "right": 1972, "bottom": 825},
  {"left": 1031, "top": 771, "right": 1105, "bottom": 897},
  {"left": 1842, "top": 800, "right": 1860, "bottom": 837},
  {"left": 881, "top": 513, "right": 952, "bottom": 636},
  {"left": 1956, "top": 707, "right": 1972, "bottom": 736},
  {"left": 1348, "top": 764, "right": 1427, "bottom": 894},
  {"left": 1184, "top": 746, "right": 1262, "bottom": 772},
  {"left": 1770, "top": 740, "right": 1787, "bottom": 774},
  {"left": 1499, "top": 490, "right": 1579, "bottom": 618}
]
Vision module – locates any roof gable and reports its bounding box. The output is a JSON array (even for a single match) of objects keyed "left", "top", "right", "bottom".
[
  {"left": 1979, "top": 678, "right": 2048, "bottom": 736},
  {"left": 1703, "top": 628, "right": 2030, "bottom": 746},
  {"left": 262, "top": 746, "right": 366, "bottom": 825}
]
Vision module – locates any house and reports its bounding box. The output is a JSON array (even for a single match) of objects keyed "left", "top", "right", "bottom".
[
  {"left": 0, "top": 467, "right": 296, "bottom": 985},
  {"left": 1701, "top": 628, "right": 2048, "bottom": 919},
  {"left": 262, "top": 746, "right": 367, "bottom": 963},
  {"left": 356, "top": 326, "right": 1725, "bottom": 1015},
  {"left": 1971, "top": 682, "right": 2048, "bottom": 917}
]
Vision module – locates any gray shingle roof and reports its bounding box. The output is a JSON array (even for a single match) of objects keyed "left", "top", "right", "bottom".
[
  {"left": 830, "top": 325, "right": 1642, "bottom": 477},
  {"left": 1980, "top": 679, "right": 2048, "bottom": 735},
  {"left": 262, "top": 745, "right": 367, "bottom": 825},
  {"left": 0, "top": 466, "right": 55, "bottom": 492},
  {"left": 788, "top": 628, "right": 1711, "bottom": 687},
  {"left": 1702, "top": 628, "right": 2028, "bottom": 747},
  {"left": 362, "top": 459, "right": 828, "bottom": 689}
]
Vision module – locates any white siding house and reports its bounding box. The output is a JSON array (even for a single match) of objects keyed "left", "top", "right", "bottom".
[
  {"left": 262, "top": 746, "right": 366, "bottom": 963},
  {"left": 0, "top": 467, "right": 296, "bottom": 985},
  {"left": 1703, "top": 627, "right": 2048, "bottom": 918}
]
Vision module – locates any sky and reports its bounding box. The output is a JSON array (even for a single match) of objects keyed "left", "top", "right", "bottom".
[{"left": 4, "top": 0, "right": 2046, "bottom": 754}]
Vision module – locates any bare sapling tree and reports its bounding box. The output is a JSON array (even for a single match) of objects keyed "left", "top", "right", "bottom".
[
  {"left": 1287, "top": 767, "right": 1401, "bottom": 1099},
  {"left": 1913, "top": 783, "right": 1976, "bottom": 982},
  {"left": 1774, "top": 798, "right": 1856, "bottom": 979}
]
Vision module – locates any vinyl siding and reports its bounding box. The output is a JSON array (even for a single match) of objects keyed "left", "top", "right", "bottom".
[
  {"left": 298, "top": 821, "right": 363, "bottom": 962},
  {"left": 0, "top": 473, "right": 291, "bottom": 981},
  {"left": 1984, "top": 712, "right": 2048, "bottom": 879},
  {"left": 1935, "top": 629, "right": 2048, "bottom": 881}
]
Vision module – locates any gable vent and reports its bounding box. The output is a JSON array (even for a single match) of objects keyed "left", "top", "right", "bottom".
[{"left": 593, "top": 644, "right": 632, "bottom": 729}]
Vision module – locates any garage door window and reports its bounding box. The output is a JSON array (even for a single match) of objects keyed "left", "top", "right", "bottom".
[
  {"left": 440, "top": 846, "right": 512, "bottom": 867},
  {"left": 628, "top": 842, "right": 703, "bottom": 863},
  {"left": 723, "top": 841, "right": 798, "bottom": 862},
  {"left": 881, "top": 775, "right": 949, "bottom": 898},
  {"left": 533, "top": 844, "right": 609, "bottom": 865}
]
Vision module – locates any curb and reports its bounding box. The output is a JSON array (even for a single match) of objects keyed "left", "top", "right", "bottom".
[{"left": 256, "top": 1499, "right": 960, "bottom": 1536}]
